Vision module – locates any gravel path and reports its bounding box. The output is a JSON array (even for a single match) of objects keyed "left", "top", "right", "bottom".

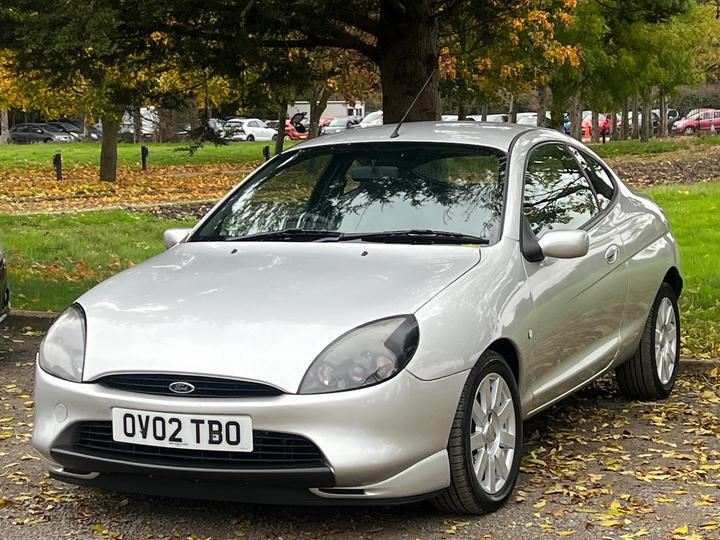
[{"left": 1, "top": 325, "right": 719, "bottom": 540}]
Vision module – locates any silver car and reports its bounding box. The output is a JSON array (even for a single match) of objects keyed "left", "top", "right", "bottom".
[{"left": 32, "top": 122, "right": 681, "bottom": 514}]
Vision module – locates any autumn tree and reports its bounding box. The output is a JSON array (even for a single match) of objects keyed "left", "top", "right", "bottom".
[
  {"left": 440, "top": 1, "right": 579, "bottom": 121},
  {"left": 0, "top": 1, "right": 179, "bottom": 180}
]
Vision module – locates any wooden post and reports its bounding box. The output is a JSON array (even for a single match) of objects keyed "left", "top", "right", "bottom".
[
  {"left": 53, "top": 153, "right": 62, "bottom": 181},
  {"left": 141, "top": 145, "right": 149, "bottom": 171}
]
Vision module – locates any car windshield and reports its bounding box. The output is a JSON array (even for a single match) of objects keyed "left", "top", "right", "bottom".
[
  {"left": 43, "top": 124, "right": 64, "bottom": 133},
  {"left": 192, "top": 143, "right": 506, "bottom": 244},
  {"left": 329, "top": 118, "right": 349, "bottom": 127}
]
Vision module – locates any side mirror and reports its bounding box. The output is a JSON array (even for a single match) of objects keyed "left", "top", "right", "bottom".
[
  {"left": 163, "top": 228, "right": 192, "bottom": 249},
  {"left": 538, "top": 230, "right": 589, "bottom": 259}
]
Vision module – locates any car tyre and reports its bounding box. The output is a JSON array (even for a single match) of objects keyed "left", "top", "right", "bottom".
[
  {"left": 432, "top": 350, "right": 522, "bottom": 515},
  {"left": 284, "top": 135, "right": 291, "bottom": 141},
  {"left": 271, "top": 134, "right": 277, "bottom": 141},
  {"left": 616, "top": 282, "right": 679, "bottom": 399},
  {"left": 683, "top": 126, "right": 695, "bottom": 135},
  {"left": 246, "top": 135, "right": 255, "bottom": 141}
]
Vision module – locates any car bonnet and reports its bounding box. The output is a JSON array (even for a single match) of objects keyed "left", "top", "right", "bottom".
[{"left": 78, "top": 241, "right": 480, "bottom": 392}]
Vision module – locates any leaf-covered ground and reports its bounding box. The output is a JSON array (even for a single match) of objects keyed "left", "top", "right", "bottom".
[
  {"left": 1, "top": 327, "right": 718, "bottom": 539},
  {"left": 0, "top": 163, "right": 254, "bottom": 213}
]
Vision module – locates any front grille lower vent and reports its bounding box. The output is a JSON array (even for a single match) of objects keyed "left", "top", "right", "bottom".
[
  {"left": 98, "top": 374, "right": 283, "bottom": 398},
  {"left": 73, "top": 422, "right": 326, "bottom": 468}
]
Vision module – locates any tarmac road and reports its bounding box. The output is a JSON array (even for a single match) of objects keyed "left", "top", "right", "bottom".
[{"left": 1, "top": 324, "right": 719, "bottom": 540}]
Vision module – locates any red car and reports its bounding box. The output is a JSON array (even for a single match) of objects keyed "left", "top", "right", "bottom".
[{"left": 672, "top": 109, "right": 720, "bottom": 134}]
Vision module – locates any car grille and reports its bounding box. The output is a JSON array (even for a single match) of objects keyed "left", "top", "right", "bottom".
[
  {"left": 72, "top": 422, "right": 326, "bottom": 468},
  {"left": 97, "top": 374, "right": 283, "bottom": 398}
]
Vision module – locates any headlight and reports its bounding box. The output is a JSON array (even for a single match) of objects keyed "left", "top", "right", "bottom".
[
  {"left": 38, "top": 304, "right": 86, "bottom": 382},
  {"left": 299, "top": 316, "right": 419, "bottom": 394}
]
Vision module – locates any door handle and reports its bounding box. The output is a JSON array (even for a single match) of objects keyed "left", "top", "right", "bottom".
[{"left": 605, "top": 245, "right": 619, "bottom": 264}]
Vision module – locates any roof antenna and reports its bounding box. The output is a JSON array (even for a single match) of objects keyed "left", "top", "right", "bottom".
[{"left": 390, "top": 68, "right": 438, "bottom": 139}]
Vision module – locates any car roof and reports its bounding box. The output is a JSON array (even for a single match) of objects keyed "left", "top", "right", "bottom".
[{"left": 295, "top": 121, "right": 536, "bottom": 152}]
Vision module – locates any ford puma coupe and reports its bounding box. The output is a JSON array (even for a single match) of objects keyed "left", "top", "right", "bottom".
[{"left": 33, "top": 122, "right": 681, "bottom": 514}]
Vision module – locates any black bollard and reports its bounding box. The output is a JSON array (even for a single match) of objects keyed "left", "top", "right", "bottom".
[
  {"left": 262, "top": 145, "right": 270, "bottom": 161},
  {"left": 141, "top": 145, "right": 149, "bottom": 170},
  {"left": 53, "top": 152, "right": 62, "bottom": 181}
]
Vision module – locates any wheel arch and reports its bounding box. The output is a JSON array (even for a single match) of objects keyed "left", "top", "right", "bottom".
[
  {"left": 486, "top": 338, "right": 521, "bottom": 386},
  {"left": 663, "top": 266, "right": 683, "bottom": 297}
]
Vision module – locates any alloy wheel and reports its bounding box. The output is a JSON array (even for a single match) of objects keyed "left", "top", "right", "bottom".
[
  {"left": 470, "top": 373, "right": 517, "bottom": 494},
  {"left": 655, "top": 297, "right": 677, "bottom": 385}
]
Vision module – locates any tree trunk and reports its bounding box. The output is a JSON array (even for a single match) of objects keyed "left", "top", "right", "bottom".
[
  {"left": 99, "top": 115, "right": 120, "bottom": 182},
  {"left": 274, "top": 105, "right": 287, "bottom": 156},
  {"left": 536, "top": 85, "right": 547, "bottom": 127},
  {"left": 308, "top": 86, "right": 331, "bottom": 139},
  {"left": 641, "top": 99, "right": 652, "bottom": 142},
  {"left": 591, "top": 111, "right": 600, "bottom": 143},
  {"left": 82, "top": 113, "right": 90, "bottom": 140},
  {"left": 0, "top": 110, "right": 9, "bottom": 144},
  {"left": 481, "top": 103, "right": 488, "bottom": 122},
  {"left": 659, "top": 94, "right": 668, "bottom": 137},
  {"left": 621, "top": 101, "right": 629, "bottom": 140},
  {"left": 457, "top": 99, "right": 467, "bottom": 121},
  {"left": 133, "top": 105, "right": 142, "bottom": 144},
  {"left": 631, "top": 94, "right": 639, "bottom": 139},
  {"left": 609, "top": 110, "right": 617, "bottom": 140},
  {"left": 507, "top": 95, "right": 517, "bottom": 124},
  {"left": 570, "top": 91, "right": 582, "bottom": 141},
  {"left": 378, "top": 0, "right": 440, "bottom": 123}
]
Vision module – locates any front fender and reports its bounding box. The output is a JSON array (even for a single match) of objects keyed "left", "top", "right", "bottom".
[{"left": 406, "top": 240, "right": 535, "bottom": 410}]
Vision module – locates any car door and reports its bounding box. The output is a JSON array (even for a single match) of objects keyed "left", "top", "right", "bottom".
[
  {"left": 714, "top": 111, "right": 720, "bottom": 130},
  {"left": 257, "top": 120, "right": 275, "bottom": 140},
  {"left": 699, "top": 111, "right": 712, "bottom": 131},
  {"left": 10, "top": 126, "right": 25, "bottom": 143},
  {"left": 522, "top": 143, "right": 628, "bottom": 409}
]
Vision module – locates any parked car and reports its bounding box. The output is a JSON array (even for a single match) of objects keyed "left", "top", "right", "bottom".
[
  {"left": 652, "top": 108, "right": 680, "bottom": 130},
  {"left": 46, "top": 121, "right": 84, "bottom": 141},
  {"left": 516, "top": 112, "right": 552, "bottom": 126},
  {"left": 34, "top": 122, "right": 682, "bottom": 514},
  {"left": 359, "top": 110, "right": 383, "bottom": 128},
  {"left": 224, "top": 118, "right": 278, "bottom": 141},
  {"left": 207, "top": 118, "right": 227, "bottom": 135},
  {"left": 9, "top": 123, "right": 73, "bottom": 143},
  {"left": 615, "top": 111, "right": 661, "bottom": 134},
  {"left": 286, "top": 112, "right": 310, "bottom": 140},
  {"left": 320, "top": 116, "right": 361, "bottom": 135},
  {"left": 44, "top": 123, "right": 82, "bottom": 141},
  {"left": 0, "top": 246, "right": 8, "bottom": 323},
  {"left": 672, "top": 109, "right": 720, "bottom": 134}
]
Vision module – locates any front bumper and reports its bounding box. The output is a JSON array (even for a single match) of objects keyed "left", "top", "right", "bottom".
[{"left": 32, "top": 366, "right": 468, "bottom": 502}]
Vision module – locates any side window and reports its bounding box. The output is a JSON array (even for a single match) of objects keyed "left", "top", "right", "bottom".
[
  {"left": 524, "top": 144, "right": 599, "bottom": 236},
  {"left": 578, "top": 151, "right": 616, "bottom": 210}
]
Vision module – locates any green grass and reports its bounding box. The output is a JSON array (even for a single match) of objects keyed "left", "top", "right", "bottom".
[
  {"left": 0, "top": 136, "right": 718, "bottom": 169},
  {"left": 1, "top": 181, "right": 718, "bottom": 357},
  {"left": 0, "top": 211, "right": 194, "bottom": 311},
  {"left": 589, "top": 135, "right": 720, "bottom": 158},
  {"left": 645, "top": 181, "right": 720, "bottom": 358},
  {"left": 0, "top": 141, "right": 294, "bottom": 169}
]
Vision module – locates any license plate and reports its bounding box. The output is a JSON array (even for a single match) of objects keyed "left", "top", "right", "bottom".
[{"left": 111, "top": 408, "right": 253, "bottom": 452}]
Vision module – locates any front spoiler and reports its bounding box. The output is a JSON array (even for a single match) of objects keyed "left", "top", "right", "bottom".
[{"left": 49, "top": 446, "right": 334, "bottom": 487}]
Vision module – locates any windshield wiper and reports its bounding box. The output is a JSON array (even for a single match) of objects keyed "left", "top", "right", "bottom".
[
  {"left": 323, "top": 229, "right": 489, "bottom": 245},
  {"left": 226, "top": 229, "right": 343, "bottom": 242}
]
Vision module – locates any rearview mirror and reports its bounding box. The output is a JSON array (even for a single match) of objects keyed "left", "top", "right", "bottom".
[
  {"left": 538, "top": 230, "right": 589, "bottom": 259},
  {"left": 163, "top": 228, "right": 192, "bottom": 249}
]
